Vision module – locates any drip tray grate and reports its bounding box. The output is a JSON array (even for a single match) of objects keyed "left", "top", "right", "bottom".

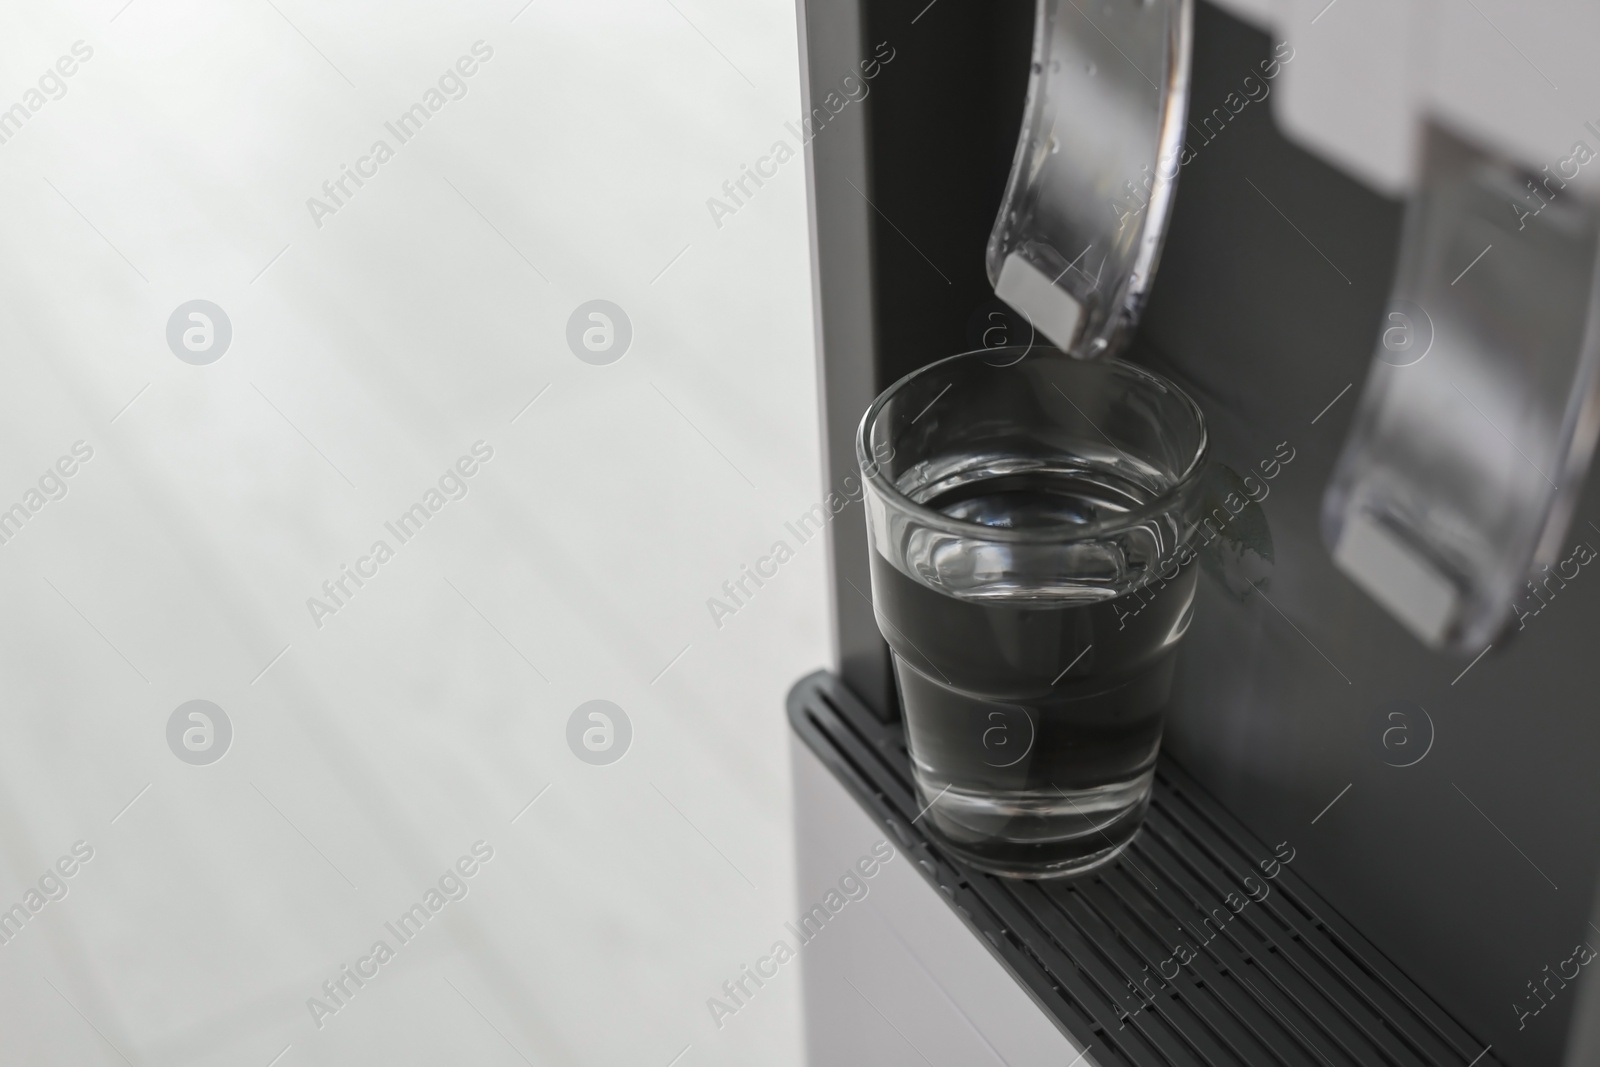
[{"left": 789, "top": 670, "right": 1503, "bottom": 1067}]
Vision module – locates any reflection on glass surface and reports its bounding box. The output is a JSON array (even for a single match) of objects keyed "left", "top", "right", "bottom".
[
  {"left": 1324, "top": 125, "right": 1600, "bottom": 652},
  {"left": 987, "top": 0, "right": 1192, "bottom": 358}
]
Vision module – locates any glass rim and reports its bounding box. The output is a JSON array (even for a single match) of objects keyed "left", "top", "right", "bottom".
[{"left": 855, "top": 346, "right": 1210, "bottom": 545}]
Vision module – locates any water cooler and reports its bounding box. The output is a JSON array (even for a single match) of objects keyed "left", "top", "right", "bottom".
[{"left": 787, "top": 1, "right": 1600, "bottom": 1064}]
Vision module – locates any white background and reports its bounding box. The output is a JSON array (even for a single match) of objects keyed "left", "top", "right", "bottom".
[{"left": 0, "top": 1, "right": 825, "bottom": 1063}]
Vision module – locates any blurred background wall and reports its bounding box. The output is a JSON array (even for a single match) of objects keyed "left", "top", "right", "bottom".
[{"left": 0, "top": 1, "right": 825, "bottom": 1063}]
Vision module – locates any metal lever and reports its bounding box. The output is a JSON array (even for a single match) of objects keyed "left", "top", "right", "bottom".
[
  {"left": 1323, "top": 125, "right": 1600, "bottom": 653},
  {"left": 986, "top": 0, "right": 1192, "bottom": 358}
]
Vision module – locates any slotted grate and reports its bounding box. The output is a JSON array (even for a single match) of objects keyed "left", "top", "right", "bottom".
[{"left": 789, "top": 670, "right": 1504, "bottom": 1067}]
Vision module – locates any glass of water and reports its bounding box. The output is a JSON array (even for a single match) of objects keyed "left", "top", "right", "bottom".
[{"left": 858, "top": 347, "right": 1208, "bottom": 878}]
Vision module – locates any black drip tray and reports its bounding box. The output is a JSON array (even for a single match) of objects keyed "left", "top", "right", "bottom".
[{"left": 789, "top": 670, "right": 1503, "bottom": 1067}]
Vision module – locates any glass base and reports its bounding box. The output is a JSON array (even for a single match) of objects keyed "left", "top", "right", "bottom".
[{"left": 914, "top": 768, "right": 1155, "bottom": 879}]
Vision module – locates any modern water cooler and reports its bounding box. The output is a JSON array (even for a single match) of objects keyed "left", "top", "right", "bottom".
[{"left": 787, "top": 1, "right": 1600, "bottom": 1064}]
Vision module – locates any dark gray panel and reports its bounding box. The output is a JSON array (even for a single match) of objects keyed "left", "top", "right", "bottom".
[
  {"left": 1136, "top": 7, "right": 1600, "bottom": 1066},
  {"left": 796, "top": 0, "right": 891, "bottom": 713}
]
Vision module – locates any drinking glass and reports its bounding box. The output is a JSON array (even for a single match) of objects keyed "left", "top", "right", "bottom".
[{"left": 857, "top": 347, "right": 1208, "bottom": 878}]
